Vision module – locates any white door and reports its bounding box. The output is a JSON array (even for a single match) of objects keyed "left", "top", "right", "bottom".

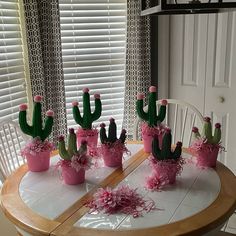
[{"left": 168, "top": 12, "right": 236, "bottom": 174}]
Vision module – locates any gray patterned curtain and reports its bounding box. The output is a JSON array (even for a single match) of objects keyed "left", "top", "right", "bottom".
[
  {"left": 123, "top": 0, "right": 151, "bottom": 139},
  {"left": 23, "top": 0, "right": 67, "bottom": 141}
]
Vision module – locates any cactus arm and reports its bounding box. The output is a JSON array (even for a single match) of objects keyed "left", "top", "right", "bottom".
[
  {"left": 203, "top": 120, "right": 213, "bottom": 142},
  {"left": 119, "top": 129, "right": 127, "bottom": 144},
  {"left": 156, "top": 105, "right": 166, "bottom": 124},
  {"left": 161, "top": 131, "right": 172, "bottom": 160},
  {"left": 73, "top": 105, "right": 84, "bottom": 127},
  {"left": 82, "top": 91, "right": 93, "bottom": 129},
  {"left": 212, "top": 124, "right": 221, "bottom": 144},
  {"left": 147, "top": 92, "right": 157, "bottom": 126},
  {"left": 172, "top": 142, "right": 182, "bottom": 160},
  {"left": 136, "top": 99, "right": 148, "bottom": 122},
  {"left": 19, "top": 110, "right": 33, "bottom": 136},
  {"left": 91, "top": 97, "right": 102, "bottom": 122},
  {"left": 100, "top": 124, "right": 108, "bottom": 144},
  {"left": 108, "top": 119, "right": 117, "bottom": 143},
  {"left": 152, "top": 137, "right": 162, "bottom": 160},
  {"left": 41, "top": 116, "right": 53, "bottom": 141},
  {"left": 193, "top": 131, "right": 201, "bottom": 139},
  {"left": 68, "top": 132, "right": 77, "bottom": 157},
  {"left": 32, "top": 102, "right": 43, "bottom": 138},
  {"left": 58, "top": 139, "right": 71, "bottom": 160}
]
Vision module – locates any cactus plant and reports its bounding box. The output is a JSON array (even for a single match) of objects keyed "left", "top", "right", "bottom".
[
  {"left": 58, "top": 128, "right": 87, "bottom": 160},
  {"left": 19, "top": 95, "right": 54, "bottom": 141},
  {"left": 136, "top": 86, "right": 167, "bottom": 127},
  {"left": 152, "top": 128, "right": 182, "bottom": 161},
  {"left": 192, "top": 117, "right": 221, "bottom": 145},
  {"left": 72, "top": 88, "right": 102, "bottom": 130},
  {"left": 100, "top": 118, "right": 127, "bottom": 144}
]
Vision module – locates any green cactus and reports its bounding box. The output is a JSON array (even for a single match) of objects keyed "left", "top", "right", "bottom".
[
  {"left": 72, "top": 88, "right": 102, "bottom": 130},
  {"left": 152, "top": 129, "right": 182, "bottom": 161},
  {"left": 192, "top": 117, "right": 221, "bottom": 145},
  {"left": 19, "top": 96, "right": 54, "bottom": 141},
  {"left": 58, "top": 128, "right": 87, "bottom": 160},
  {"left": 100, "top": 118, "right": 127, "bottom": 144},
  {"left": 136, "top": 86, "right": 167, "bottom": 127}
]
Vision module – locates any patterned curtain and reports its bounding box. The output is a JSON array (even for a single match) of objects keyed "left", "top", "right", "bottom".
[
  {"left": 23, "top": 0, "right": 67, "bottom": 141},
  {"left": 123, "top": 0, "right": 151, "bottom": 139}
]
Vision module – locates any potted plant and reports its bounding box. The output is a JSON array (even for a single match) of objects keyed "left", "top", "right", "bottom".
[
  {"left": 72, "top": 88, "right": 102, "bottom": 150},
  {"left": 136, "top": 86, "right": 167, "bottom": 152},
  {"left": 100, "top": 118, "right": 127, "bottom": 167},
  {"left": 57, "top": 128, "right": 92, "bottom": 185},
  {"left": 19, "top": 95, "right": 54, "bottom": 172},
  {"left": 146, "top": 128, "right": 184, "bottom": 190},
  {"left": 190, "top": 117, "right": 222, "bottom": 168}
]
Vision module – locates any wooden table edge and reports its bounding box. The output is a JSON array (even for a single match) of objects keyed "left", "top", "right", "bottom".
[{"left": 51, "top": 161, "right": 236, "bottom": 236}]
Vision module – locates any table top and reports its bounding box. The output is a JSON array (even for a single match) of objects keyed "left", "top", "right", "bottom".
[{"left": 1, "top": 143, "right": 236, "bottom": 236}]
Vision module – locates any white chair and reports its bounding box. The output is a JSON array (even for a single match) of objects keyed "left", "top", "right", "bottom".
[
  {"left": 0, "top": 120, "right": 29, "bottom": 181},
  {"left": 133, "top": 99, "right": 204, "bottom": 147}
]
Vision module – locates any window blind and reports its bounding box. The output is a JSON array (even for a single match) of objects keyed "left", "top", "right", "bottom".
[
  {"left": 59, "top": 0, "right": 127, "bottom": 132},
  {"left": 0, "top": 0, "right": 28, "bottom": 122}
]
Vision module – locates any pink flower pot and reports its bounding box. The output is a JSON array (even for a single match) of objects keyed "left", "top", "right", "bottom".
[
  {"left": 25, "top": 151, "right": 50, "bottom": 172},
  {"left": 195, "top": 147, "right": 219, "bottom": 168},
  {"left": 61, "top": 165, "right": 85, "bottom": 185},
  {"left": 76, "top": 128, "right": 98, "bottom": 151},
  {"left": 142, "top": 133, "right": 163, "bottom": 153},
  {"left": 102, "top": 148, "right": 123, "bottom": 167},
  {"left": 152, "top": 160, "right": 179, "bottom": 184}
]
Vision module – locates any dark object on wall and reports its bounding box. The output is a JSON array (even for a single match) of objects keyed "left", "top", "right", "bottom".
[{"left": 141, "top": 0, "right": 236, "bottom": 15}]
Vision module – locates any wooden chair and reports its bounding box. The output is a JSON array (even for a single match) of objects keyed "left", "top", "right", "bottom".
[
  {"left": 0, "top": 120, "right": 29, "bottom": 181},
  {"left": 133, "top": 99, "right": 204, "bottom": 147}
]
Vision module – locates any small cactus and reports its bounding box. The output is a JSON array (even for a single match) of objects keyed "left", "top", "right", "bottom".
[
  {"left": 19, "top": 96, "right": 54, "bottom": 141},
  {"left": 192, "top": 117, "right": 221, "bottom": 144},
  {"left": 72, "top": 88, "right": 102, "bottom": 129},
  {"left": 58, "top": 128, "right": 87, "bottom": 160},
  {"left": 100, "top": 118, "right": 127, "bottom": 144},
  {"left": 152, "top": 128, "right": 182, "bottom": 161},
  {"left": 136, "top": 86, "right": 167, "bottom": 127}
]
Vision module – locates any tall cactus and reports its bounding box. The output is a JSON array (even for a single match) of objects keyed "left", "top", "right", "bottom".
[
  {"left": 58, "top": 128, "right": 87, "bottom": 160},
  {"left": 136, "top": 86, "right": 167, "bottom": 127},
  {"left": 72, "top": 88, "right": 102, "bottom": 129},
  {"left": 100, "top": 118, "right": 127, "bottom": 144},
  {"left": 19, "top": 95, "right": 54, "bottom": 141},
  {"left": 192, "top": 117, "right": 221, "bottom": 145},
  {"left": 152, "top": 128, "right": 182, "bottom": 161}
]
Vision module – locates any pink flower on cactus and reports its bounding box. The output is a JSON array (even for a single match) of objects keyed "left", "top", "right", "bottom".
[
  {"left": 94, "top": 94, "right": 100, "bottom": 99},
  {"left": 192, "top": 127, "right": 199, "bottom": 133},
  {"left": 100, "top": 123, "right": 106, "bottom": 128},
  {"left": 149, "top": 86, "right": 157, "bottom": 92},
  {"left": 19, "top": 104, "right": 27, "bottom": 111},
  {"left": 161, "top": 99, "right": 168, "bottom": 106},
  {"left": 46, "top": 110, "right": 54, "bottom": 117},
  {"left": 83, "top": 88, "right": 89, "bottom": 93},
  {"left": 34, "top": 95, "right": 42, "bottom": 102},
  {"left": 58, "top": 135, "right": 64, "bottom": 141},
  {"left": 204, "top": 117, "right": 211, "bottom": 122},
  {"left": 215, "top": 123, "right": 221, "bottom": 128},
  {"left": 137, "top": 93, "right": 144, "bottom": 100},
  {"left": 109, "top": 117, "right": 115, "bottom": 123},
  {"left": 72, "top": 101, "right": 78, "bottom": 106}
]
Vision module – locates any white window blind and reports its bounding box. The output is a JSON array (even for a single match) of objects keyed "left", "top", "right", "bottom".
[
  {"left": 59, "top": 0, "right": 127, "bottom": 131},
  {"left": 0, "top": 0, "right": 28, "bottom": 122}
]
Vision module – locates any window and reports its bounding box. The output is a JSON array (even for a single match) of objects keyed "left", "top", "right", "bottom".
[
  {"left": 59, "top": 0, "right": 127, "bottom": 132},
  {"left": 0, "top": 0, "right": 28, "bottom": 122}
]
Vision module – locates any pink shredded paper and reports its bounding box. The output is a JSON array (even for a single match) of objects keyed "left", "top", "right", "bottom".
[
  {"left": 146, "top": 158, "right": 185, "bottom": 191},
  {"left": 21, "top": 137, "right": 54, "bottom": 157},
  {"left": 141, "top": 122, "right": 166, "bottom": 136},
  {"left": 86, "top": 185, "right": 156, "bottom": 218}
]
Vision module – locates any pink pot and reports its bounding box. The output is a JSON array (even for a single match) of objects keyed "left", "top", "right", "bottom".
[
  {"left": 102, "top": 148, "right": 123, "bottom": 167},
  {"left": 195, "top": 147, "right": 219, "bottom": 168},
  {"left": 76, "top": 129, "right": 98, "bottom": 151},
  {"left": 142, "top": 133, "right": 163, "bottom": 153},
  {"left": 61, "top": 165, "right": 85, "bottom": 185},
  {"left": 152, "top": 161, "right": 179, "bottom": 184},
  {"left": 25, "top": 151, "right": 50, "bottom": 172}
]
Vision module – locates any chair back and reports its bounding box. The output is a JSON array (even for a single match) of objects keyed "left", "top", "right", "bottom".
[
  {"left": 133, "top": 99, "right": 204, "bottom": 147},
  {"left": 0, "top": 120, "right": 29, "bottom": 181}
]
